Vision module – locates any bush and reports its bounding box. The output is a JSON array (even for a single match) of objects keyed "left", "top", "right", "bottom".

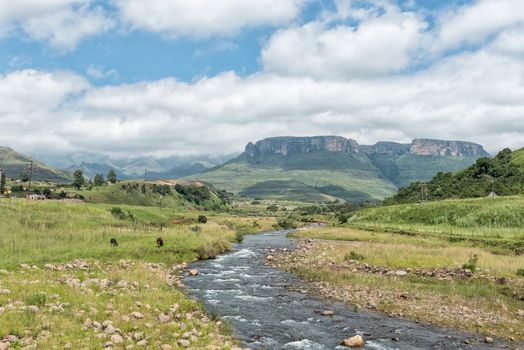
[
  {"left": 110, "top": 207, "right": 129, "bottom": 221},
  {"left": 277, "top": 219, "right": 297, "bottom": 229},
  {"left": 235, "top": 231, "right": 244, "bottom": 243},
  {"left": 517, "top": 268, "right": 524, "bottom": 277},
  {"left": 344, "top": 251, "right": 364, "bottom": 261},
  {"left": 25, "top": 292, "right": 47, "bottom": 307},
  {"left": 337, "top": 214, "right": 348, "bottom": 224},
  {"left": 198, "top": 215, "right": 208, "bottom": 224},
  {"left": 267, "top": 204, "right": 279, "bottom": 212},
  {"left": 462, "top": 254, "right": 478, "bottom": 271}
]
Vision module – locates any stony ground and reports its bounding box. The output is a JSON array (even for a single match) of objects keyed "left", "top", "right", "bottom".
[
  {"left": 267, "top": 239, "right": 524, "bottom": 346},
  {"left": 0, "top": 260, "right": 247, "bottom": 350}
]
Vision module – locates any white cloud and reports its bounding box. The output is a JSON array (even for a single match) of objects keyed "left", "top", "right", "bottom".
[
  {"left": 86, "top": 65, "right": 119, "bottom": 80},
  {"left": 435, "top": 0, "right": 524, "bottom": 52},
  {"left": 114, "top": 0, "right": 305, "bottom": 38},
  {"left": 2, "top": 0, "right": 524, "bottom": 157},
  {"left": 262, "top": 2, "right": 427, "bottom": 79},
  {"left": 3, "top": 41, "right": 524, "bottom": 157},
  {"left": 0, "top": 0, "right": 114, "bottom": 51}
]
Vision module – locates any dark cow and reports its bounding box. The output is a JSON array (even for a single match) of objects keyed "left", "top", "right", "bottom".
[
  {"left": 110, "top": 238, "right": 118, "bottom": 247},
  {"left": 156, "top": 237, "right": 164, "bottom": 247}
]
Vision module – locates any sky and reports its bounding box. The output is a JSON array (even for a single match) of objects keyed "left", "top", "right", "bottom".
[{"left": 1, "top": 0, "right": 524, "bottom": 157}]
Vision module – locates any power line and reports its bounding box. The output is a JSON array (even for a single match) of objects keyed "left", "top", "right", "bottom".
[{"left": 28, "top": 160, "right": 34, "bottom": 196}]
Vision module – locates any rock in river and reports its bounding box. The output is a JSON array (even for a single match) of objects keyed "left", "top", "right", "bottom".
[{"left": 342, "top": 335, "right": 365, "bottom": 347}]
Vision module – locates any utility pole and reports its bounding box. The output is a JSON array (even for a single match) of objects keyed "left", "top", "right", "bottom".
[
  {"left": 144, "top": 169, "right": 148, "bottom": 182},
  {"left": 28, "top": 160, "right": 34, "bottom": 196}
]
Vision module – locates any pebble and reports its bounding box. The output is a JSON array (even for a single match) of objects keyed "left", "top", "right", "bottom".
[
  {"left": 136, "top": 339, "right": 148, "bottom": 346},
  {"left": 111, "top": 334, "right": 124, "bottom": 344},
  {"left": 189, "top": 269, "right": 199, "bottom": 276},
  {"left": 178, "top": 339, "right": 191, "bottom": 347},
  {"left": 485, "top": 337, "right": 494, "bottom": 343},
  {"left": 104, "top": 325, "right": 116, "bottom": 334},
  {"left": 131, "top": 311, "right": 144, "bottom": 319},
  {"left": 158, "top": 314, "right": 171, "bottom": 323}
]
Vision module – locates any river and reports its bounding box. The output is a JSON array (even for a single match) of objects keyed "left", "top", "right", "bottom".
[{"left": 184, "top": 229, "right": 508, "bottom": 349}]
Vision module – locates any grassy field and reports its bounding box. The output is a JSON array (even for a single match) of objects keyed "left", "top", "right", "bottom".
[
  {"left": 0, "top": 198, "right": 277, "bottom": 349},
  {"left": 281, "top": 196, "right": 524, "bottom": 340},
  {"left": 349, "top": 196, "right": 524, "bottom": 247}
]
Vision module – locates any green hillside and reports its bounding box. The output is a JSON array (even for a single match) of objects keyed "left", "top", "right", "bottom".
[
  {"left": 350, "top": 196, "right": 524, "bottom": 246},
  {"left": 193, "top": 152, "right": 398, "bottom": 203},
  {"left": 192, "top": 136, "right": 488, "bottom": 203},
  {"left": 390, "top": 154, "right": 480, "bottom": 187},
  {"left": 0, "top": 146, "right": 72, "bottom": 183},
  {"left": 387, "top": 148, "right": 524, "bottom": 204},
  {"left": 511, "top": 147, "right": 524, "bottom": 169},
  {"left": 74, "top": 180, "right": 228, "bottom": 209}
]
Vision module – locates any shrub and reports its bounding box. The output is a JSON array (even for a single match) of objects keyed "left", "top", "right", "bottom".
[
  {"left": 25, "top": 292, "right": 47, "bottom": 307},
  {"left": 110, "top": 207, "right": 128, "bottom": 221},
  {"left": 266, "top": 204, "right": 279, "bottom": 212},
  {"left": 517, "top": 268, "right": 524, "bottom": 277},
  {"left": 235, "top": 231, "right": 244, "bottom": 243},
  {"left": 277, "top": 219, "right": 297, "bottom": 229},
  {"left": 462, "top": 254, "right": 478, "bottom": 271},
  {"left": 344, "top": 251, "right": 364, "bottom": 261},
  {"left": 337, "top": 214, "right": 348, "bottom": 224},
  {"left": 198, "top": 215, "right": 208, "bottom": 224}
]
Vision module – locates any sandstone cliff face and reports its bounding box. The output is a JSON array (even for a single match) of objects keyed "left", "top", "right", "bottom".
[
  {"left": 359, "top": 142, "right": 411, "bottom": 155},
  {"left": 409, "top": 139, "right": 489, "bottom": 157},
  {"left": 245, "top": 136, "right": 359, "bottom": 157},
  {"left": 243, "top": 136, "right": 489, "bottom": 158}
]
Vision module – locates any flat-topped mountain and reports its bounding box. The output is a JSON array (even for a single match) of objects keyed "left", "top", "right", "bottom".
[
  {"left": 247, "top": 136, "right": 489, "bottom": 158},
  {"left": 191, "top": 136, "right": 490, "bottom": 203}
]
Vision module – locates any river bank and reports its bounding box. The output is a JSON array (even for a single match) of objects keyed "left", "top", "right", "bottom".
[
  {"left": 268, "top": 231, "right": 524, "bottom": 345},
  {"left": 184, "top": 229, "right": 516, "bottom": 349}
]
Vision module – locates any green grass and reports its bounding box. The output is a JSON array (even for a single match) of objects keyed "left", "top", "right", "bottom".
[
  {"left": 512, "top": 147, "right": 524, "bottom": 170},
  {"left": 0, "top": 199, "right": 238, "bottom": 268},
  {"left": 349, "top": 196, "right": 524, "bottom": 247},
  {"left": 192, "top": 162, "right": 397, "bottom": 203},
  {"left": 0, "top": 198, "right": 278, "bottom": 348}
]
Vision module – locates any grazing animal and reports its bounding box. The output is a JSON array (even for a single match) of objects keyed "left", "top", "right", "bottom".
[
  {"left": 156, "top": 237, "right": 164, "bottom": 247},
  {"left": 110, "top": 238, "right": 118, "bottom": 247}
]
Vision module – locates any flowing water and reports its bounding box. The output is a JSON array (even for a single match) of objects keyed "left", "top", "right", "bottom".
[{"left": 184, "top": 229, "right": 509, "bottom": 349}]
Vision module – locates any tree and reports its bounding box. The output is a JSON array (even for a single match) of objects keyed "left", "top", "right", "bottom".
[
  {"left": 72, "top": 170, "right": 85, "bottom": 189},
  {"left": 20, "top": 172, "right": 30, "bottom": 182},
  {"left": 107, "top": 169, "right": 117, "bottom": 184},
  {"left": 94, "top": 174, "right": 105, "bottom": 186}
]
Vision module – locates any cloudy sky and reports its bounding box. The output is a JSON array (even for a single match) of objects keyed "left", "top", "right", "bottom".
[{"left": 1, "top": 0, "right": 524, "bottom": 157}]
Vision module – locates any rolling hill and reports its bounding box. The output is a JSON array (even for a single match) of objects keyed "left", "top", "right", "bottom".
[
  {"left": 191, "top": 136, "right": 489, "bottom": 203},
  {"left": 0, "top": 147, "right": 72, "bottom": 183},
  {"left": 387, "top": 147, "right": 524, "bottom": 204}
]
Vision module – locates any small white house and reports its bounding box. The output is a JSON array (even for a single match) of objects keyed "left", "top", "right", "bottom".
[{"left": 27, "top": 194, "right": 46, "bottom": 200}]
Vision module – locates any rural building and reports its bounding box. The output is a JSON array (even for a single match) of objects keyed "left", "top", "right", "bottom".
[{"left": 27, "top": 194, "right": 46, "bottom": 200}]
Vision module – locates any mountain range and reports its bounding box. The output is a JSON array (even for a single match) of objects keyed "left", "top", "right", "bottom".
[
  {"left": 1, "top": 136, "right": 492, "bottom": 203},
  {"left": 34, "top": 152, "right": 235, "bottom": 180},
  {"left": 0, "top": 147, "right": 72, "bottom": 183},
  {"left": 191, "top": 136, "right": 489, "bottom": 202}
]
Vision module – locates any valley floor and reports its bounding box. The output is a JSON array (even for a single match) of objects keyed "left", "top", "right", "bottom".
[{"left": 269, "top": 225, "right": 524, "bottom": 344}]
